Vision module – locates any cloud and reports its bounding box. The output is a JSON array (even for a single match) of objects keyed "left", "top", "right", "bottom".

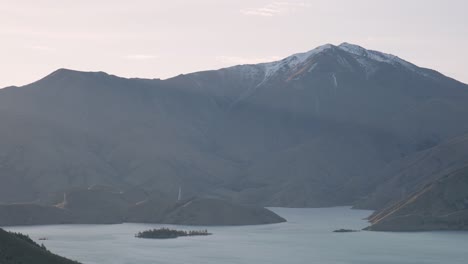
[
  {"left": 216, "top": 55, "right": 282, "bottom": 65},
  {"left": 124, "top": 54, "right": 159, "bottom": 60},
  {"left": 240, "top": 1, "right": 310, "bottom": 17}
]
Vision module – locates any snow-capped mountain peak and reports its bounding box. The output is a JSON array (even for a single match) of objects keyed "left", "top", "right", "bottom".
[
  {"left": 256, "top": 44, "right": 334, "bottom": 85},
  {"left": 257, "top": 42, "right": 423, "bottom": 84},
  {"left": 338, "top": 42, "right": 417, "bottom": 70},
  {"left": 225, "top": 42, "right": 431, "bottom": 95}
]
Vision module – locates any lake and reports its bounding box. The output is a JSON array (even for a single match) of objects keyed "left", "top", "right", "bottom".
[{"left": 4, "top": 207, "right": 468, "bottom": 264}]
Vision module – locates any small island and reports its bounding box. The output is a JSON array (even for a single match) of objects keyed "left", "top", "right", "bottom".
[
  {"left": 135, "top": 228, "right": 211, "bottom": 239},
  {"left": 333, "top": 229, "right": 360, "bottom": 233}
]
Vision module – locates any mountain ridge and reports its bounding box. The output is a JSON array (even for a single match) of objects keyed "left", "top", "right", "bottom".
[
  {"left": 4, "top": 42, "right": 464, "bottom": 90},
  {"left": 0, "top": 43, "right": 467, "bottom": 211}
]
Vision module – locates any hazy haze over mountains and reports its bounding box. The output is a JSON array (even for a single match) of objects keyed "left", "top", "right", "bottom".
[{"left": 1, "top": 43, "right": 467, "bottom": 212}]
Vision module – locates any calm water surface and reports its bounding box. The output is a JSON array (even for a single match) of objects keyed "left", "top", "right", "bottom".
[{"left": 5, "top": 207, "right": 468, "bottom": 264}]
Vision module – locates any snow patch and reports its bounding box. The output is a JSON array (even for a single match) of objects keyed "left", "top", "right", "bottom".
[
  {"left": 338, "top": 42, "right": 431, "bottom": 78},
  {"left": 307, "top": 63, "right": 318, "bottom": 72},
  {"left": 230, "top": 44, "right": 334, "bottom": 106},
  {"left": 182, "top": 201, "right": 193, "bottom": 207},
  {"left": 227, "top": 42, "right": 436, "bottom": 107},
  {"left": 338, "top": 42, "right": 411, "bottom": 66},
  {"left": 331, "top": 73, "right": 338, "bottom": 88},
  {"left": 258, "top": 44, "right": 334, "bottom": 85}
]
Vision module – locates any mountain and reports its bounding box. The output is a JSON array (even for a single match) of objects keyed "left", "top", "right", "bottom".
[
  {"left": 0, "top": 187, "right": 285, "bottom": 226},
  {"left": 366, "top": 165, "right": 468, "bottom": 231},
  {"left": 0, "top": 203, "right": 73, "bottom": 226},
  {"left": 0, "top": 43, "right": 468, "bottom": 209},
  {"left": 355, "top": 133, "right": 468, "bottom": 210},
  {"left": 129, "top": 197, "right": 286, "bottom": 226},
  {"left": 356, "top": 132, "right": 468, "bottom": 231},
  {"left": 0, "top": 228, "right": 80, "bottom": 264}
]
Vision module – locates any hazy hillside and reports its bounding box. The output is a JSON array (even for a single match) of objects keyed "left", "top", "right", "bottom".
[
  {"left": 366, "top": 165, "right": 468, "bottom": 231},
  {"left": 1, "top": 43, "right": 468, "bottom": 207},
  {"left": 0, "top": 203, "right": 73, "bottom": 226},
  {"left": 356, "top": 133, "right": 468, "bottom": 210},
  {"left": 0, "top": 187, "right": 285, "bottom": 226}
]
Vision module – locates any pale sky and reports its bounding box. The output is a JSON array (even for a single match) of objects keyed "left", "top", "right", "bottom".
[{"left": 1, "top": 0, "right": 467, "bottom": 87}]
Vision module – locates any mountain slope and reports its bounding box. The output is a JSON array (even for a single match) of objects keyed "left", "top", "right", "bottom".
[
  {"left": 355, "top": 133, "right": 468, "bottom": 210},
  {"left": 203, "top": 43, "right": 468, "bottom": 206},
  {"left": 129, "top": 197, "right": 286, "bottom": 226},
  {"left": 366, "top": 165, "right": 468, "bottom": 231},
  {"left": 0, "top": 187, "right": 286, "bottom": 226},
  {"left": 0, "top": 43, "right": 467, "bottom": 208}
]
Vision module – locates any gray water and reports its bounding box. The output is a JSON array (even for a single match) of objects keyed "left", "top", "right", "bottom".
[{"left": 5, "top": 207, "right": 468, "bottom": 264}]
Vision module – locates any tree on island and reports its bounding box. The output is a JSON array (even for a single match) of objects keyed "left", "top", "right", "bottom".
[{"left": 135, "top": 228, "right": 211, "bottom": 239}]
